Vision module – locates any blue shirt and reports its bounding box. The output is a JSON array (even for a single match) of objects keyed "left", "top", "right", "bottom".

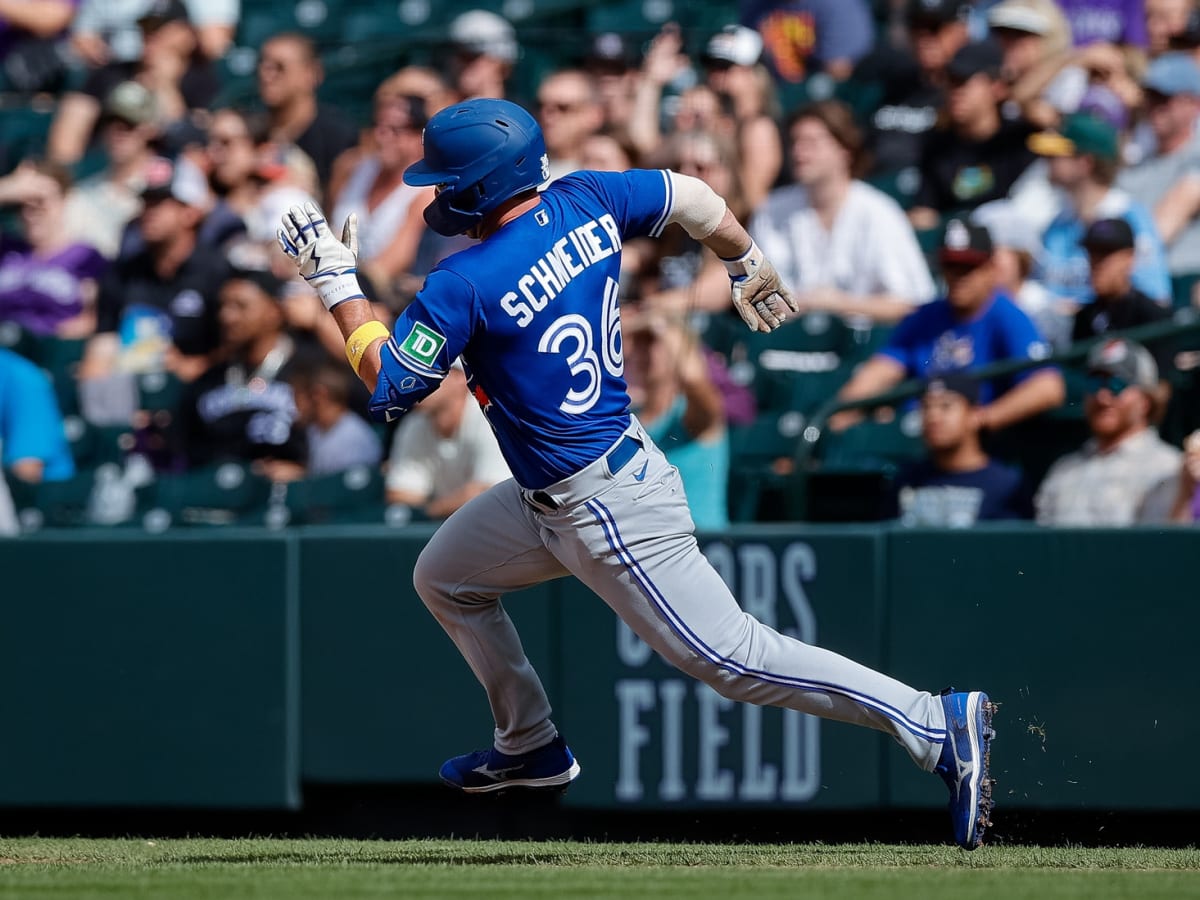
[
  {"left": 0, "top": 348, "right": 75, "bottom": 481},
  {"left": 643, "top": 396, "right": 729, "bottom": 531},
  {"left": 370, "top": 169, "right": 674, "bottom": 490},
  {"left": 1038, "top": 196, "right": 1170, "bottom": 304},
  {"left": 892, "top": 459, "right": 1032, "bottom": 525},
  {"left": 878, "top": 292, "right": 1052, "bottom": 404}
]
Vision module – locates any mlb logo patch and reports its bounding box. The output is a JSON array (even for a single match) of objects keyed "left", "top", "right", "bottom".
[{"left": 397, "top": 321, "right": 446, "bottom": 368}]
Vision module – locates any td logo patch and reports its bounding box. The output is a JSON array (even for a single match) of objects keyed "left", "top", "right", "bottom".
[{"left": 397, "top": 322, "right": 446, "bottom": 368}]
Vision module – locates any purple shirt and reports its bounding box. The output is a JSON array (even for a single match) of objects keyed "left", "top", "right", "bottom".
[
  {"left": 1057, "top": 0, "right": 1148, "bottom": 47},
  {"left": 0, "top": 235, "right": 107, "bottom": 335}
]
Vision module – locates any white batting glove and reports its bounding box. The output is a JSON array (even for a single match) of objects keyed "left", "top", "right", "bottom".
[
  {"left": 277, "top": 201, "right": 364, "bottom": 311},
  {"left": 723, "top": 241, "right": 799, "bottom": 333}
]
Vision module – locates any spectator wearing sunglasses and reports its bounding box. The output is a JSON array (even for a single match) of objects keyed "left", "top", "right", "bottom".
[{"left": 1035, "top": 338, "right": 1180, "bottom": 525}]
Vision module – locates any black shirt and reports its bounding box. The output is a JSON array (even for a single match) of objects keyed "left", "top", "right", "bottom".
[
  {"left": 853, "top": 47, "right": 943, "bottom": 178},
  {"left": 96, "top": 243, "right": 231, "bottom": 357},
  {"left": 176, "top": 342, "right": 307, "bottom": 469},
  {"left": 296, "top": 104, "right": 360, "bottom": 188},
  {"left": 1073, "top": 288, "right": 1174, "bottom": 375},
  {"left": 914, "top": 116, "right": 1038, "bottom": 216}
]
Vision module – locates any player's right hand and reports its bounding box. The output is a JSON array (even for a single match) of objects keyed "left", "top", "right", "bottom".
[
  {"left": 277, "top": 201, "right": 364, "bottom": 311},
  {"left": 725, "top": 243, "right": 799, "bottom": 333}
]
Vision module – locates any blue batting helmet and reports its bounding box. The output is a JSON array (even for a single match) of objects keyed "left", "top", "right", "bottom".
[{"left": 403, "top": 98, "right": 549, "bottom": 236}]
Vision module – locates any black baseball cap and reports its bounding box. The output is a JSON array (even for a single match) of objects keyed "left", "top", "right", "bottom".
[
  {"left": 585, "top": 32, "right": 635, "bottom": 70},
  {"left": 923, "top": 371, "right": 981, "bottom": 405},
  {"left": 1081, "top": 217, "right": 1135, "bottom": 254},
  {"left": 946, "top": 39, "right": 1005, "bottom": 81},
  {"left": 138, "top": 0, "right": 189, "bottom": 30},
  {"left": 939, "top": 218, "right": 994, "bottom": 266},
  {"left": 908, "top": 0, "right": 968, "bottom": 27}
]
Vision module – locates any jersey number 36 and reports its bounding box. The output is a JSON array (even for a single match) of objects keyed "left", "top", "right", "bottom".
[{"left": 536, "top": 277, "right": 624, "bottom": 414}]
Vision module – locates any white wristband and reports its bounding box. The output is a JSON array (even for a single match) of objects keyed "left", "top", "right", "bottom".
[
  {"left": 317, "top": 273, "right": 367, "bottom": 311},
  {"left": 721, "top": 241, "right": 764, "bottom": 278}
]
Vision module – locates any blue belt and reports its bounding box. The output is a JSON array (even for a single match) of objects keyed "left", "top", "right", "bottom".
[{"left": 530, "top": 434, "right": 640, "bottom": 511}]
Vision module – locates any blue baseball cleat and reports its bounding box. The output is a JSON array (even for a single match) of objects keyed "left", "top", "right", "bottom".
[
  {"left": 440, "top": 734, "right": 581, "bottom": 794},
  {"left": 934, "top": 690, "right": 996, "bottom": 850}
]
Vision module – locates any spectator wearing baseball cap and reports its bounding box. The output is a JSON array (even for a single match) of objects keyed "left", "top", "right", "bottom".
[
  {"left": 987, "top": 0, "right": 1083, "bottom": 128},
  {"left": 447, "top": 9, "right": 518, "bottom": 101},
  {"left": 1073, "top": 218, "right": 1175, "bottom": 380},
  {"left": 700, "top": 25, "right": 783, "bottom": 210},
  {"left": 582, "top": 32, "right": 640, "bottom": 131},
  {"left": 1120, "top": 53, "right": 1200, "bottom": 283},
  {"left": 908, "top": 39, "right": 1039, "bottom": 230},
  {"left": 1035, "top": 338, "right": 1180, "bottom": 525},
  {"left": 79, "top": 155, "right": 233, "bottom": 390},
  {"left": 890, "top": 372, "right": 1033, "bottom": 526},
  {"left": 832, "top": 218, "right": 1064, "bottom": 433},
  {"left": 1031, "top": 113, "right": 1173, "bottom": 306},
  {"left": 847, "top": 0, "right": 969, "bottom": 206}
]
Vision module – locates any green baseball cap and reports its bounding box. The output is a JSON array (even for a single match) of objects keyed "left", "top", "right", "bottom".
[{"left": 1027, "top": 113, "right": 1120, "bottom": 163}]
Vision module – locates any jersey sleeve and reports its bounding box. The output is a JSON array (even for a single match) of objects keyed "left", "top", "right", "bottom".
[
  {"left": 368, "top": 268, "right": 480, "bottom": 423},
  {"left": 876, "top": 307, "right": 922, "bottom": 372},
  {"left": 994, "top": 301, "right": 1054, "bottom": 385},
  {"left": 554, "top": 169, "right": 674, "bottom": 240}
]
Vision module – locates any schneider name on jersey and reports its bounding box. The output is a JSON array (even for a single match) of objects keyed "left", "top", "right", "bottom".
[{"left": 369, "top": 169, "right": 674, "bottom": 490}]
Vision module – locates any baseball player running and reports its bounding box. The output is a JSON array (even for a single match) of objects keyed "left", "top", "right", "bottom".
[{"left": 279, "top": 98, "right": 995, "bottom": 850}]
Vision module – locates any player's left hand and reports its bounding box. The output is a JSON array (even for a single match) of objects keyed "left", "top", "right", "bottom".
[
  {"left": 726, "top": 243, "right": 799, "bottom": 333},
  {"left": 277, "top": 201, "right": 364, "bottom": 311}
]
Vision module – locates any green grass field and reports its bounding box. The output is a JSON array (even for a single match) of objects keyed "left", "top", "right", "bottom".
[{"left": 1, "top": 839, "right": 1198, "bottom": 900}]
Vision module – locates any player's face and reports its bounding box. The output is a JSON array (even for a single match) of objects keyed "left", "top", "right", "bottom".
[
  {"left": 921, "top": 390, "right": 974, "bottom": 451},
  {"left": 790, "top": 117, "right": 849, "bottom": 185}
]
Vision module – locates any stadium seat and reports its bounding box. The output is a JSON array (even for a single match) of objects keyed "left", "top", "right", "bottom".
[
  {"left": 726, "top": 410, "right": 805, "bottom": 522},
  {"left": 283, "top": 465, "right": 386, "bottom": 525},
  {"left": 817, "top": 411, "right": 925, "bottom": 471},
  {"left": 141, "top": 463, "right": 274, "bottom": 527},
  {"left": 7, "top": 469, "right": 97, "bottom": 529}
]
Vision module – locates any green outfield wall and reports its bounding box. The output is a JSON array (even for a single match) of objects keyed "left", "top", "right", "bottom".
[{"left": 0, "top": 524, "right": 1196, "bottom": 811}]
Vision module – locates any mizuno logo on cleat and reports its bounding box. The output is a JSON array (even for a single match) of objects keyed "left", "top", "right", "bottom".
[{"left": 471, "top": 764, "right": 524, "bottom": 781}]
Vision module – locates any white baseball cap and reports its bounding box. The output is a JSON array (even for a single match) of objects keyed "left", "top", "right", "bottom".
[
  {"left": 449, "top": 10, "right": 518, "bottom": 63},
  {"left": 704, "top": 25, "right": 763, "bottom": 67},
  {"left": 987, "top": 0, "right": 1052, "bottom": 36}
]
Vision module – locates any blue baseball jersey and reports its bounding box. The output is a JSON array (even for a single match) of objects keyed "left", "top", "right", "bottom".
[
  {"left": 369, "top": 169, "right": 675, "bottom": 490},
  {"left": 878, "top": 292, "right": 1053, "bottom": 404}
]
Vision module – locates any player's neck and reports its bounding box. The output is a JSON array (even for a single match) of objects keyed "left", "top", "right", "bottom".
[{"left": 477, "top": 193, "right": 542, "bottom": 239}]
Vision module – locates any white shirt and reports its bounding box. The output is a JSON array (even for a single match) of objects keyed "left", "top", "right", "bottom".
[
  {"left": 750, "top": 180, "right": 936, "bottom": 306},
  {"left": 1035, "top": 428, "right": 1181, "bottom": 526},
  {"left": 331, "top": 157, "right": 426, "bottom": 262},
  {"left": 386, "top": 399, "right": 510, "bottom": 503}
]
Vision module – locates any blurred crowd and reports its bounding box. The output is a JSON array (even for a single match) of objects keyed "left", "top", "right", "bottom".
[{"left": 1, "top": 0, "right": 1199, "bottom": 535}]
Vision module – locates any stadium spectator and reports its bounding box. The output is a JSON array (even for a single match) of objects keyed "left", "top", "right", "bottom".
[
  {"left": 627, "top": 23, "right": 696, "bottom": 160},
  {"left": 537, "top": 69, "right": 605, "bottom": 182},
  {"left": 578, "top": 129, "right": 639, "bottom": 172},
  {"left": 582, "top": 31, "right": 640, "bottom": 130},
  {"left": 1140, "top": 428, "right": 1200, "bottom": 523},
  {"left": 330, "top": 91, "right": 432, "bottom": 287},
  {"left": 79, "top": 156, "right": 231, "bottom": 386},
  {"left": 624, "top": 310, "right": 729, "bottom": 530},
  {"left": 447, "top": 9, "right": 517, "bottom": 101},
  {"left": 174, "top": 266, "right": 309, "bottom": 474},
  {"left": 1072, "top": 218, "right": 1174, "bottom": 381},
  {"left": 257, "top": 32, "right": 358, "bottom": 189},
  {"left": 0, "top": 159, "right": 106, "bottom": 338},
  {"left": 384, "top": 365, "right": 509, "bottom": 519},
  {"left": 831, "top": 219, "right": 1065, "bottom": 431},
  {"left": 1035, "top": 338, "right": 1179, "bottom": 525},
  {"left": 1123, "top": 54, "right": 1200, "bottom": 278},
  {"left": 1146, "top": 0, "right": 1195, "bottom": 56},
  {"left": 70, "top": 0, "right": 238, "bottom": 67},
  {"left": 700, "top": 25, "right": 783, "bottom": 211},
  {"left": 1057, "top": 0, "right": 1148, "bottom": 49},
  {"left": 970, "top": 200, "right": 1075, "bottom": 349},
  {"left": 202, "top": 108, "right": 262, "bottom": 239},
  {"left": 288, "top": 360, "right": 382, "bottom": 477},
  {"left": 891, "top": 372, "right": 1032, "bottom": 526},
  {"left": 908, "top": 39, "right": 1038, "bottom": 229},
  {"left": 989, "top": 0, "right": 1081, "bottom": 127},
  {"left": 1031, "top": 112, "right": 1172, "bottom": 304},
  {"left": 61, "top": 80, "right": 160, "bottom": 259},
  {"left": 853, "top": 0, "right": 970, "bottom": 203},
  {"left": 740, "top": 0, "right": 874, "bottom": 84},
  {"left": 0, "top": 0, "right": 75, "bottom": 94},
  {"left": 0, "top": 347, "right": 75, "bottom": 485},
  {"left": 48, "top": 0, "right": 218, "bottom": 166},
  {"left": 751, "top": 100, "right": 936, "bottom": 324}
]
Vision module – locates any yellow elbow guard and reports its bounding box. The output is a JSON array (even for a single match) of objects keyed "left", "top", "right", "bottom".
[{"left": 345, "top": 321, "right": 390, "bottom": 374}]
